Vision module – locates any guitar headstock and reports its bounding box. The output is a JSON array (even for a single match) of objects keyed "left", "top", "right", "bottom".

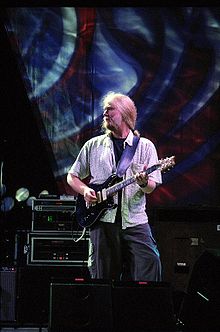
[{"left": 158, "top": 156, "right": 175, "bottom": 173}]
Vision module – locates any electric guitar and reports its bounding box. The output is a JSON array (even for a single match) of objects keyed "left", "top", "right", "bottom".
[{"left": 76, "top": 156, "right": 175, "bottom": 228}]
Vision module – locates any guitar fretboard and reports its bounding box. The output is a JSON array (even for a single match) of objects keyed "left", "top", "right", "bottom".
[{"left": 106, "top": 164, "right": 159, "bottom": 197}]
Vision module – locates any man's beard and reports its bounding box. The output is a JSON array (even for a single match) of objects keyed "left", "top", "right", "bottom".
[{"left": 102, "top": 119, "right": 119, "bottom": 133}]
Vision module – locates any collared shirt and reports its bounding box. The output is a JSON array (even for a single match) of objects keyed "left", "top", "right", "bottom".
[{"left": 68, "top": 130, "right": 162, "bottom": 229}]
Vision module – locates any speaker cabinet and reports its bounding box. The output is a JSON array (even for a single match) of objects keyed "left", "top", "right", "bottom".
[
  {"left": 49, "top": 281, "right": 175, "bottom": 332},
  {"left": 112, "top": 281, "right": 176, "bottom": 332},
  {"left": 152, "top": 216, "right": 220, "bottom": 292},
  {"left": 49, "top": 281, "right": 113, "bottom": 332},
  {"left": 179, "top": 249, "right": 220, "bottom": 331},
  {"left": 17, "top": 266, "right": 90, "bottom": 325},
  {"left": 0, "top": 267, "right": 16, "bottom": 322}
]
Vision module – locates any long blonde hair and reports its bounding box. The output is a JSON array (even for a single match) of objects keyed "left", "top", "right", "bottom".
[{"left": 101, "top": 92, "right": 140, "bottom": 136}]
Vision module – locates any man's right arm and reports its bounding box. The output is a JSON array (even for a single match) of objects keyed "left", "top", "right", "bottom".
[{"left": 67, "top": 173, "right": 97, "bottom": 203}]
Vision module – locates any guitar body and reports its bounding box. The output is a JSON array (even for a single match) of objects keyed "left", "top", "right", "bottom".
[{"left": 76, "top": 174, "right": 119, "bottom": 228}]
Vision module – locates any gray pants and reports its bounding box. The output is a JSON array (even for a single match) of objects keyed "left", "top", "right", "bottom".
[{"left": 88, "top": 222, "right": 162, "bottom": 281}]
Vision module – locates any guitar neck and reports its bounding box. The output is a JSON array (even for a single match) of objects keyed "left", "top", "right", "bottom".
[{"left": 106, "top": 164, "right": 159, "bottom": 197}]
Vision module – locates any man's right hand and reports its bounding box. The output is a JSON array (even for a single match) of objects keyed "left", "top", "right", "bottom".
[{"left": 83, "top": 187, "right": 97, "bottom": 204}]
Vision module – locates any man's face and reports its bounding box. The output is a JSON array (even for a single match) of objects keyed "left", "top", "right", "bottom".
[{"left": 103, "top": 102, "right": 123, "bottom": 132}]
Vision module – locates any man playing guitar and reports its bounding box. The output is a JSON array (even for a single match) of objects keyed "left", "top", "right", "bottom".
[{"left": 67, "top": 92, "right": 170, "bottom": 281}]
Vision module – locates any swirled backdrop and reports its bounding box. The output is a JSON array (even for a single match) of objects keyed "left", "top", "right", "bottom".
[{"left": 3, "top": 7, "right": 220, "bottom": 207}]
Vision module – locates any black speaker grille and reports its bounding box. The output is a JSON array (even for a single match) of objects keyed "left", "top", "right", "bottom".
[{"left": 0, "top": 268, "right": 16, "bottom": 322}]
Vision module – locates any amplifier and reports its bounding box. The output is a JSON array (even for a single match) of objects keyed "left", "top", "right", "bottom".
[
  {"left": 32, "top": 198, "right": 77, "bottom": 232},
  {"left": 32, "top": 197, "right": 77, "bottom": 212},
  {"left": 27, "top": 233, "right": 89, "bottom": 266}
]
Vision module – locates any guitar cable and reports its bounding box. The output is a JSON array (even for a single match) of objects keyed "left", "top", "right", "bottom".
[{"left": 72, "top": 226, "right": 86, "bottom": 242}]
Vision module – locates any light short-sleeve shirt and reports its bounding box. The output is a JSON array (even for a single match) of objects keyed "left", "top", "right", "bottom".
[{"left": 68, "top": 130, "right": 162, "bottom": 229}]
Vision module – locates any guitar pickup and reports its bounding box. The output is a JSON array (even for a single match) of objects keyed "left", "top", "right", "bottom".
[{"left": 97, "top": 189, "right": 107, "bottom": 203}]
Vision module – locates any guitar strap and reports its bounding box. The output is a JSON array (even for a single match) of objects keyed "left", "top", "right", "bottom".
[{"left": 116, "top": 135, "right": 140, "bottom": 178}]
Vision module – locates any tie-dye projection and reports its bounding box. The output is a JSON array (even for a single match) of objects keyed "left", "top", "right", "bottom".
[{"left": 4, "top": 7, "right": 220, "bottom": 207}]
